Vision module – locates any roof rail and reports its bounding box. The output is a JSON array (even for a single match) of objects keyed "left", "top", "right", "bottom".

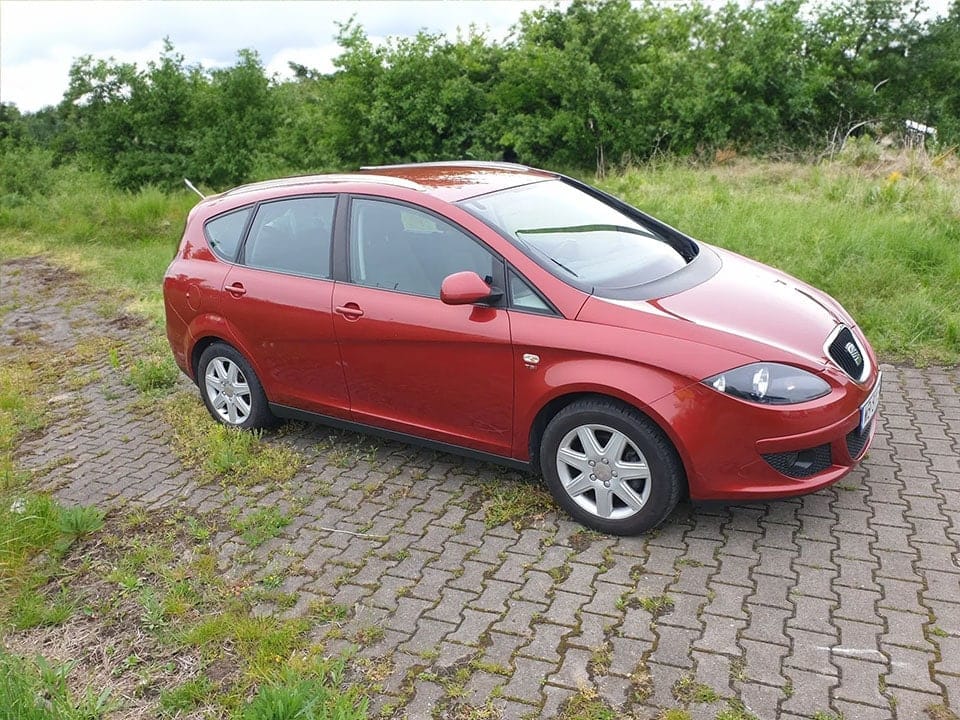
[
  {"left": 222, "top": 173, "right": 424, "bottom": 197},
  {"left": 360, "top": 160, "right": 535, "bottom": 172}
]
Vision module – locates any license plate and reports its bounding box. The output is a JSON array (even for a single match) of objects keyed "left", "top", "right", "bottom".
[{"left": 859, "top": 373, "right": 882, "bottom": 432}]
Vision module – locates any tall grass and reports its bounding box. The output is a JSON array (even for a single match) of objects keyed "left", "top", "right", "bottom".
[
  {"left": 2, "top": 150, "right": 958, "bottom": 362},
  {"left": 0, "top": 160, "right": 196, "bottom": 324}
]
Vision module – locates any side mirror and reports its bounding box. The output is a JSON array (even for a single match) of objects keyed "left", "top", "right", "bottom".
[{"left": 440, "top": 271, "right": 501, "bottom": 306}]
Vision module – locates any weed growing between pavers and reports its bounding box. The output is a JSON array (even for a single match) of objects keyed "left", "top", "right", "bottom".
[
  {"left": 162, "top": 392, "right": 302, "bottom": 486},
  {"left": 481, "top": 479, "right": 557, "bottom": 530},
  {"left": 559, "top": 685, "right": 617, "bottom": 719}
]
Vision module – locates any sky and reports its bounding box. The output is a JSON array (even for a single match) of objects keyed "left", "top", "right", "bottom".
[
  {"left": 0, "top": 0, "right": 548, "bottom": 112},
  {"left": 1, "top": 0, "right": 953, "bottom": 114}
]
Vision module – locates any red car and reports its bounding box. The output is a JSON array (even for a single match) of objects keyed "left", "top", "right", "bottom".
[{"left": 163, "top": 162, "right": 880, "bottom": 535}]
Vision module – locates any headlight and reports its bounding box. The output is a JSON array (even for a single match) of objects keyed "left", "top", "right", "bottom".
[{"left": 703, "top": 363, "right": 830, "bottom": 405}]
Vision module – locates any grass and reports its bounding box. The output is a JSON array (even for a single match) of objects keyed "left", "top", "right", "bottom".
[
  {"left": 0, "top": 650, "right": 118, "bottom": 720},
  {"left": 716, "top": 699, "right": 761, "bottom": 720},
  {"left": 240, "top": 662, "right": 368, "bottom": 720},
  {"left": 0, "top": 163, "right": 195, "bottom": 325},
  {"left": 2, "top": 505, "right": 368, "bottom": 717},
  {"left": 482, "top": 479, "right": 557, "bottom": 530},
  {"left": 127, "top": 356, "right": 179, "bottom": 393},
  {"left": 925, "top": 705, "right": 960, "bottom": 720},
  {"left": 637, "top": 594, "right": 675, "bottom": 619},
  {"left": 0, "top": 350, "right": 107, "bottom": 634},
  {"left": 162, "top": 393, "right": 302, "bottom": 486},
  {"left": 559, "top": 686, "right": 617, "bottom": 720},
  {"left": 232, "top": 507, "right": 292, "bottom": 547},
  {"left": 672, "top": 674, "right": 721, "bottom": 704},
  {"left": 158, "top": 676, "right": 216, "bottom": 715}
]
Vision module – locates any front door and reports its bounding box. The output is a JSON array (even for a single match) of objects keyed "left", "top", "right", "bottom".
[{"left": 332, "top": 197, "right": 514, "bottom": 456}]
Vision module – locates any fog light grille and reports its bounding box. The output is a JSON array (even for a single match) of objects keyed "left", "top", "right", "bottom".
[
  {"left": 762, "top": 444, "right": 832, "bottom": 478},
  {"left": 846, "top": 419, "right": 873, "bottom": 460}
]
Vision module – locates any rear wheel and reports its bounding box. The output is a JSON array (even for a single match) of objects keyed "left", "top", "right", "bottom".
[
  {"left": 197, "top": 343, "right": 275, "bottom": 429},
  {"left": 539, "top": 398, "right": 683, "bottom": 535}
]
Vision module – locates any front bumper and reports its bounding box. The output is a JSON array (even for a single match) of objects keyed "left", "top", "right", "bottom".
[{"left": 652, "top": 368, "right": 880, "bottom": 501}]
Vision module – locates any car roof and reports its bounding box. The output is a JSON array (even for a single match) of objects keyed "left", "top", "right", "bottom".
[
  {"left": 357, "top": 161, "right": 557, "bottom": 202},
  {"left": 211, "top": 161, "right": 557, "bottom": 206}
]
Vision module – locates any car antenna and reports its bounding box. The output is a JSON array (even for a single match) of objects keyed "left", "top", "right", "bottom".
[{"left": 184, "top": 178, "right": 206, "bottom": 199}]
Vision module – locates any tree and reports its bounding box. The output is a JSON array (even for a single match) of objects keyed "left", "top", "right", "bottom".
[{"left": 190, "top": 49, "right": 275, "bottom": 187}]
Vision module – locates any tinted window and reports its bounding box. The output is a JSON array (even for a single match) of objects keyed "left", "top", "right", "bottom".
[
  {"left": 460, "top": 180, "right": 688, "bottom": 290},
  {"left": 349, "top": 199, "right": 496, "bottom": 298},
  {"left": 243, "top": 197, "right": 335, "bottom": 278},
  {"left": 204, "top": 207, "right": 252, "bottom": 262},
  {"left": 509, "top": 270, "right": 552, "bottom": 314}
]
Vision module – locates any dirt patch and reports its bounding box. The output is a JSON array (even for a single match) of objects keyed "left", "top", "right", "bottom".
[{"left": 110, "top": 313, "right": 146, "bottom": 331}]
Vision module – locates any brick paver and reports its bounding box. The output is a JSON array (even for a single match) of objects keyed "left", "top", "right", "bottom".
[{"left": 4, "top": 256, "right": 959, "bottom": 718}]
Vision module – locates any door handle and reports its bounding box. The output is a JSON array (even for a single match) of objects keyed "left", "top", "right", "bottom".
[
  {"left": 226, "top": 282, "right": 246, "bottom": 297},
  {"left": 335, "top": 303, "right": 364, "bottom": 320}
]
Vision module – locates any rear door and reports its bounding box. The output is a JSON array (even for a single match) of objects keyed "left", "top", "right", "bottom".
[
  {"left": 222, "top": 195, "right": 350, "bottom": 418},
  {"left": 331, "top": 197, "right": 515, "bottom": 456}
]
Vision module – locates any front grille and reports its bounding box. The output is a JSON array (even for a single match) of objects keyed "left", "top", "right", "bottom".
[
  {"left": 762, "top": 444, "right": 832, "bottom": 478},
  {"left": 828, "top": 326, "right": 866, "bottom": 380},
  {"left": 846, "top": 418, "right": 873, "bottom": 459}
]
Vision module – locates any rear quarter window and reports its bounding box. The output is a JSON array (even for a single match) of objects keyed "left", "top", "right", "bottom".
[{"left": 204, "top": 207, "right": 252, "bottom": 262}]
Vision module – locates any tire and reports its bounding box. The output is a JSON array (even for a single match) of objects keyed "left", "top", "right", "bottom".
[
  {"left": 197, "top": 342, "right": 276, "bottom": 430},
  {"left": 539, "top": 398, "right": 684, "bottom": 535}
]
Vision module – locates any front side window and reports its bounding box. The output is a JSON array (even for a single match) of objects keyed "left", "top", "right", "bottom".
[
  {"left": 460, "top": 180, "right": 689, "bottom": 291},
  {"left": 349, "top": 198, "right": 497, "bottom": 298},
  {"left": 204, "top": 207, "right": 252, "bottom": 262},
  {"left": 509, "top": 270, "right": 553, "bottom": 314},
  {"left": 242, "top": 196, "right": 335, "bottom": 278}
]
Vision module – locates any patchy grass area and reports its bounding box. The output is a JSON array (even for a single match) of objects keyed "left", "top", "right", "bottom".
[
  {"left": 0, "top": 165, "right": 194, "bottom": 325},
  {"left": 162, "top": 392, "right": 303, "bottom": 487},
  {"left": 3, "top": 507, "right": 369, "bottom": 718},
  {"left": 0, "top": 306, "right": 364, "bottom": 718},
  {"left": 481, "top": 478, "right": 557, "bottom": 531}
]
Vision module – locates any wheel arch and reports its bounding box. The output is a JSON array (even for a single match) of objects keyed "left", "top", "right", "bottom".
[
  {"left": 184, "top": 313, "right": 259, "bottom": 384},
  {"left": 190, "top": 335, "right": 223, "bottom": 382},
  {"left": 526, "top": 390, "right": 691, "bottom": 495}
]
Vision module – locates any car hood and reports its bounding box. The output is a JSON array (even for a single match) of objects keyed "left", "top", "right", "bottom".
[{"left": 580, "top": 246, "right": 849, "bottom": 368}]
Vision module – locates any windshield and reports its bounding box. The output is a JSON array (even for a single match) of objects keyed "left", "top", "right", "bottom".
[{"left": 459, "top": 180, "right": 689, "bottom": 289}]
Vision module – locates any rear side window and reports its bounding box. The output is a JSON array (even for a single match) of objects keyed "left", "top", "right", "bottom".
[
  {"left": 243, "top": 197, "right": 336, "bottom": 278},
  {"left": 204, "top": 207, "right": 252, "bottom": 262}
]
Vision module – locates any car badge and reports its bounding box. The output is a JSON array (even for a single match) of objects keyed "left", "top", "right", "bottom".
[{"left": 845, "top": 341, "right": 862, "bottom": 366}]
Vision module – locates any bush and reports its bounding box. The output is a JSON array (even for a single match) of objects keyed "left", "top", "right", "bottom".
[{"left": 0, "top": 148, "right": 54, "bottom": 198}]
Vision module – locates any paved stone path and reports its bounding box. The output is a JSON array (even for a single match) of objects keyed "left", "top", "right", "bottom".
[{"left": 4, "top": 256, "right": 959, "bottom": 719}]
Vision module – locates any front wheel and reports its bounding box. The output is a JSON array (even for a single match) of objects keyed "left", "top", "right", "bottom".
[
  {"left": 197, "top": 342, "right": 276, "bottom": 430},
  {"left": 539, "top": 398, "right": 684, "bottom": 535}
]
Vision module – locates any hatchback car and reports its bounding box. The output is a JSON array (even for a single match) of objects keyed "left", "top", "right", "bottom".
[{"left": 163, "top": 161, "right": 880, "bottom": 535}]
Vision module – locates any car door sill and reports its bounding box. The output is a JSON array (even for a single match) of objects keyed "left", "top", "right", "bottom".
[{"left": 269, "top": 403, "right": 531, "bottom": 471}]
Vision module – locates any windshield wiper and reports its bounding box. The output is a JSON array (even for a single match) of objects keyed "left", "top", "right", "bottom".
[
  {"left": 547, "top": 256, "right": 579, "bottom": 278},
  {"left": 517, "top": 223, "right": 658, "bottom": 240}
]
